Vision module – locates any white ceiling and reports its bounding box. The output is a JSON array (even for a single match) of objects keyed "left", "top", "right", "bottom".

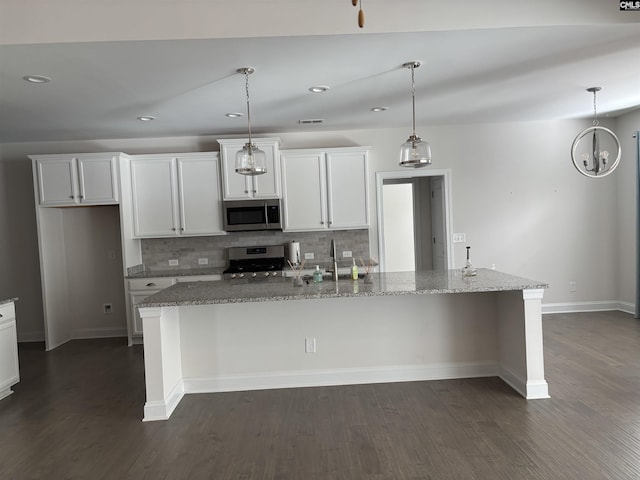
[{"left": 2, "top": 2, "right": 640, "bottom": 143}]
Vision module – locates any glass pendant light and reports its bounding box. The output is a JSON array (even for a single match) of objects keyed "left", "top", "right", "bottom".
[
  {"left": 235, "top": 67, "right": 267, "bottom": 176},
  {"left": 570, "top": 87, "right": 621, "bottom": 178},
  {"left": 399, "top": 61, "right": 432, "bottom": 168}
]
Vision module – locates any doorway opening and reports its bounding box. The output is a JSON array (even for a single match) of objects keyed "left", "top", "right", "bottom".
[{"left": 376, "top": 169, "right": 452, "bottom": 272}]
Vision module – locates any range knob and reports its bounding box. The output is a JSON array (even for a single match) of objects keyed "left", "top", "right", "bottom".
[
  {"left": 264, "top": 272, "right": 270, "bottom": 277},
  {"left": 272, "top": 272, "right": 278, "bottom": 277},
  {"left": 231, "top": 273, "right": 236, "bottom": 279},
  {"left": 239, "top": 273, "right": 245, "bottom": 278},
  {"left": 251, "top": 272, "right": 257, "bottom": 278}
]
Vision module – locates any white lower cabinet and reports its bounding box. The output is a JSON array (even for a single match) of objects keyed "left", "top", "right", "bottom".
[
  {"left": 127, "top": 275, "right": 221, "bottom": 343},
  {"left": 0, "top": 302, "right": 19, "bottom": 401},
  {"left": 281, "top": 147, "right": 370, "bottom": 231},
  {"left": 128, "top": 278, "right": 176, "bottom": 340}
]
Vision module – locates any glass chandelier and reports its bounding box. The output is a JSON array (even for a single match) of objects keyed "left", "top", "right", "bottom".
[
  {"left": 235, "top": 67, "right": 267, "bottom": 176},
  {"left": 570, "top": 87, "right": 621, "bottom": 178},
  {"left": 399, "top": 61, "right": 432, "bottom": 168}
]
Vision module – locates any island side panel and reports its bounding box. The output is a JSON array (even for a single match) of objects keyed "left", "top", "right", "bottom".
[
  {"left": 178, "top": 293, "right": 501, "bottom": 393},
  {"left": 496, "top": 289, "right": 549, "bottom": 399},
  {"left": 140, "top": 306, "right": 185, "bottom": 421}
]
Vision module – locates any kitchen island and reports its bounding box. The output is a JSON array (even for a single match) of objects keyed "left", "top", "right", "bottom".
[{"left": 138, "top": 269, "right": 549, "bottom": 421}]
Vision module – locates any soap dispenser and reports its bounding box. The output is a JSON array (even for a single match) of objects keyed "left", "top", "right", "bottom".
[
  {"left": 313, "top": 265, "right": 323, "bottom": 283},
  {"left": 351, "top": 258, "right": 359, "bottom": 280}
]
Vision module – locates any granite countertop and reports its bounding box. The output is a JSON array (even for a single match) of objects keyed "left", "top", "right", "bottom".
[
  {"left": 0, "top": 298, "right": 18, "bottom": 306},
  {"left": 138, "top": 269, "right": 548, "bottom": 308}
]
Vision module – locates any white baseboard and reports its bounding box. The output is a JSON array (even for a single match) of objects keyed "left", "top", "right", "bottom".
[
  {"left": 143, "top": 380, "right": 185, "bottom": 422},
  {"left": 499, "top": 365, "right": 549, "bottom": 399},
  {"left": 183, "top": 362, "right": 499, "bottom": 395},
  {"left": 542, "top": 301, "right": 635, "bottom": 315},
  {"left": 70, "top": 327, "right": 127, "bottom": 340}
]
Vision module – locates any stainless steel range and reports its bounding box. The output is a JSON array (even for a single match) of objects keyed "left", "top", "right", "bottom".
[{"left": 223, "top": 245, "right": 286, "bottom": 280}]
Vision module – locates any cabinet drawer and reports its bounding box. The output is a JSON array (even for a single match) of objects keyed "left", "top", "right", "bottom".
[
  {"left": 128, "top": 278, "right": 175, "bottom": 291},
  {"left": 0, "top": 303, "right": 16, "bottom": 322}
]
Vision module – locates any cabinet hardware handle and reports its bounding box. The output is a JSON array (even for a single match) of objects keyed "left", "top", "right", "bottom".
[
  {"left": 146, "top": 283, "right": 156, "bottom": 287},
  {"left": 69, "top": 195, "right": 74, "bottom": 199},
  {"left": 171, "top": 228, "right": 176, "bottom": 231},
  {"left": 180, "top": 228, "right": 184, "bottom": 231},
  {"left": 253, "top": 190, "right": 257, "bottom": 193},
  {"left": 320, "top": 221, "right": 325, "bottom": 225},
  {"left": 244, "top": 190, "right": 249, "bottom": 194},
  {"left": 0, "top": 313, "right": 3, "bottom": 318}
]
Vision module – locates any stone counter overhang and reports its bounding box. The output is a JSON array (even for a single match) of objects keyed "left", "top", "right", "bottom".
[{"left": 138, "top": 269, "right": 548, "bottom": 307}]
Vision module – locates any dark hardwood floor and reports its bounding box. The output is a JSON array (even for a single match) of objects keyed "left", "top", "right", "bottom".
[{"left": 1, "top": 310, "right": 640, "bottom": 479}]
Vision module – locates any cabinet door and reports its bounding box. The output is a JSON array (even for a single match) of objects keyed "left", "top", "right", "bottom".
[
  {"left": 326, "top": 150, "right": 369, "bottom": 229},
  {"left": 131, "top": 157, "right": 179, "bottom": 237},
  {"left": 219, "top": 143, "right": 252, "bottom": 200},
  {"left": 130, "top": 292, "right": 159, "bottom": 336},
  {"left": 77, "top": 155, "right": 118, "bottom": 204},
  {"left": 251, "top": 140, "right": 281, "bottom": 199},
  {"left": 281, "top": 151, "right": 327, "bottom": 231},
  {"left": 176, "top": 155, "right": 224, "bottom": 236},
  {"left": 0, "top": 304, "right": 19, "bottom": 399},
  {"left": 35, "top": 157, "right": 78, "bottom": 205}
]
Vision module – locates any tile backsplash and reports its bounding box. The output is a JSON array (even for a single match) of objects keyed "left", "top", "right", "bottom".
[{"left": 141, "top": 229, "right": 370, "bottom": 272}]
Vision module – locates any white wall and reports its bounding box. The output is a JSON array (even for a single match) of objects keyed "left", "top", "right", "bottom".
[{"left": 0, "top": 115, "right": 633, "bottom": 341}]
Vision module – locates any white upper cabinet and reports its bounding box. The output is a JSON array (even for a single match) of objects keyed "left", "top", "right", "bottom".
[
  {"left": 281, "top": 147, "right": 370, "bottom": 232},
  {"left": 130, "top": 152, "right": 224, "bottom": 238},
  {"left": 31, "top": 153, "right": 120, "bottom": 206},
  {"left": 218, "top": 138, "right": 281, "bottom": 200}
]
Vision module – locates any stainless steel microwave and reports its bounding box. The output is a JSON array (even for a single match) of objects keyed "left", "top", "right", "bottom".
[{"left": 222, "top": 199, "right": 282, "bottom": 232}]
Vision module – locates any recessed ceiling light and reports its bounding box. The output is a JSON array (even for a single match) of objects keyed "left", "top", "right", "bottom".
[
  {"left": 371, "top": 106, "right": 389, "bottom": 112},
  {"left": 309, "top": 86, "right": 330, "bottom": 93},
  {"left": 23, "top": 75, "right": 51, "bottom": 84},
  {"left": 137, "top": 116, "right": 156, "bottom": 122},
  {"left": 225, "top": 112, "right": 244, "bottom": 118}
]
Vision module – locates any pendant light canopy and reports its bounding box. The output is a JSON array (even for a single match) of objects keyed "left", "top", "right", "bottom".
[
  {"left": 399, "top": 61, "right": 432, "bottom": 168},
  {"left": 235, "top": 67, "right": 267, "bottom": 176},
  {"left": 570, "top": 87, "right": 621, "bottom": 178}
]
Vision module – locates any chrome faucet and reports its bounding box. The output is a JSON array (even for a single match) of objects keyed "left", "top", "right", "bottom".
[{"left": 329, "top": 238, "right": 338, "bottom": 281}]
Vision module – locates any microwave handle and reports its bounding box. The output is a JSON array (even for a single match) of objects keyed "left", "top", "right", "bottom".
[{"left": 264, "top": 202, "right": 269, "bottom": 227}]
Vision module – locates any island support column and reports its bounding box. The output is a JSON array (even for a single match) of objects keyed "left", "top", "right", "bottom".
[
  {"left": 497, "top": 288, "right": 549, "bottom": 399},
  {"left": 140, "top": 306, "right": 185, "bottom": 421}
]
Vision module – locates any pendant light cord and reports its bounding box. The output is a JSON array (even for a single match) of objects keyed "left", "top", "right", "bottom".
[
  {"left": 592, "top": 89, "right": 599, "bottom": 127},
  {"left": 244, "top": 69, "right": 254, "bottom": 145},
  {"left": 411, "top": 64, "right": 417, "bottom": 137}
]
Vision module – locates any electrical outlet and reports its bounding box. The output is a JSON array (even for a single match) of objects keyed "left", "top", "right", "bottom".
[
  {"left": 107, "top": 250, "right": 117, "bottom": 261},
  {"left": 453, "top": 233, "right": 466, "bottom": 243},
  {"left": 304, "top": 252, "right": 314, "bottom": 260},
  {"left": 169, "top": 259, "right": 179, "bottom": 266},
  {"left": 305, "top": 337, "right": 316, "bottom": 353},
  {"left": 342, "top": 250, "right": 352, "bottom": 258},
  {"left": 198, "top": 258, "right": 209, "bottom": 265},
  {"left": 569, "top": 281, "right": 577, "bottom": 292},
  {"left": 103, "top": 303, "right": 112, "bottom": 314}
]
